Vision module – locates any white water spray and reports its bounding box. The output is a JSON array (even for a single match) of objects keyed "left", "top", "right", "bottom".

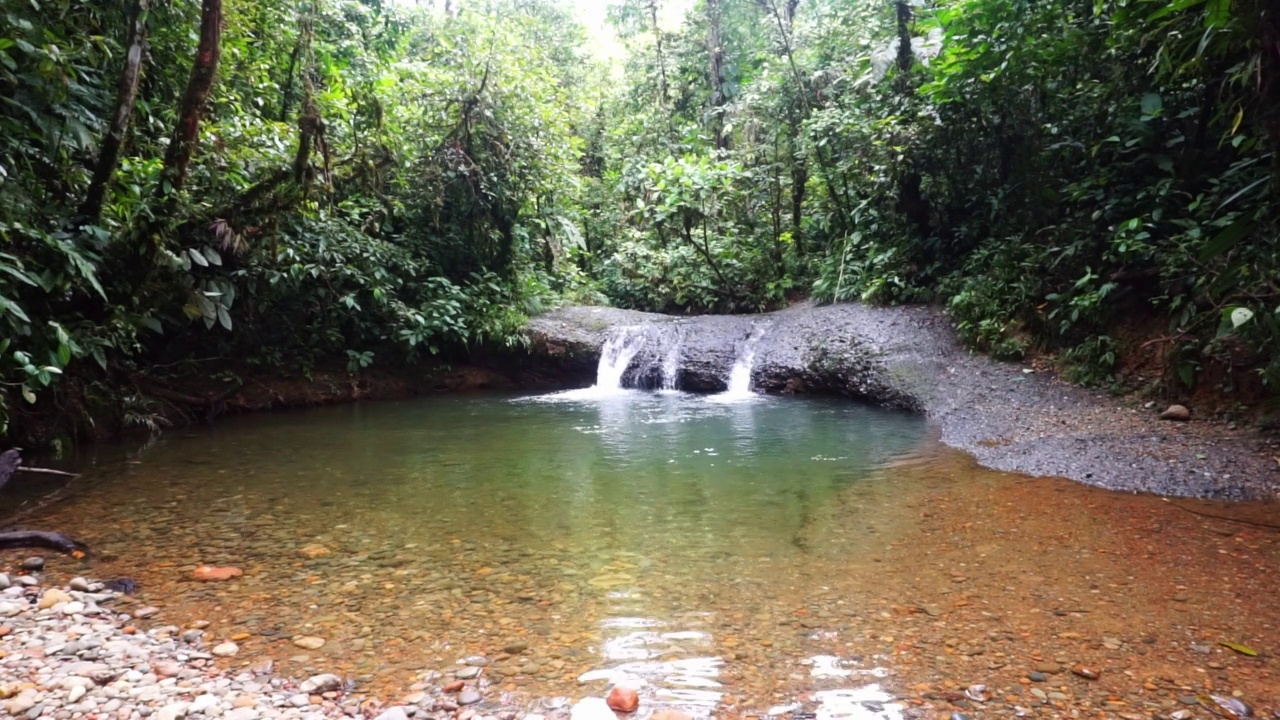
[
  {"left": 718, "top": 324, "right": 769, "bottom": 400},
  {"left": 595, "top": 326, "right": 651, "bottom": 391},
  {"left": 658, "top": 326, "right": 684, "bottom": 391}
]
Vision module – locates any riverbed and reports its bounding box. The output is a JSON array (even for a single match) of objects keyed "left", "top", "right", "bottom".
[{"left": 9, "top": 390, "right": 1280, "bottom": 719}]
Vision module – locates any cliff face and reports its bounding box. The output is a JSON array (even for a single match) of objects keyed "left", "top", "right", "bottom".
[{"left": 517, "top": 303, "right": 1280, "bottom": 500}]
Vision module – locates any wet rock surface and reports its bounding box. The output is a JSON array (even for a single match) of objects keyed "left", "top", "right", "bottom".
[{"left": 524, "top": 303, "right": 1280, "bottom": 499}]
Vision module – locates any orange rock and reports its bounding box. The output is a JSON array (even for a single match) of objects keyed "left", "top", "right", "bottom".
[
  {"left": 299, "top": 544, "right": 331, "bottom": 559},
  {"left": 606, "top": 687, "right": 639, "bottom": 713},
  {"left": 122, "top": 626, "right": 137, "bottom": 635},
  {"left": 192, "top": 566, "right": 243, "bottom": 581},
  {"left": 442, "top": 681, "right": 465, "bottom": 693},
  {"left": 0, "top": 626, "right": 10, "bottom": 638}
]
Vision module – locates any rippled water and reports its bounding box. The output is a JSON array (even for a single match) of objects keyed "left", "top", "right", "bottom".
[{"left": 12, "top": 391, "right": 1280, "bottom": 718}]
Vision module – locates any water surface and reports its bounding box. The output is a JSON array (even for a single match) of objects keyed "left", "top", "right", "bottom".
[{"left": 14, "top": 392, "right": 1280, "bottom": 718}]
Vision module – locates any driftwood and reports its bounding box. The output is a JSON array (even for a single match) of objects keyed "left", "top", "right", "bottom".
[
  {"left": 0, "top": 448, "right": 88, "bottom": 557},
  {"left": 0, "top": 530, "right": 86, "bottom": 554}
]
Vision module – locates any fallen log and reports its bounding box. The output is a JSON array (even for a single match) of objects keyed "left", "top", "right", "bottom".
[
  {"left": 0, "top": 448, "right": 88, "bottom": 556},
  {"left": 0, "top": 530, "right": 87, "bottom": 556}
]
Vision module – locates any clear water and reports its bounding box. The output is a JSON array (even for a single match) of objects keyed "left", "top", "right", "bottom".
[
  {"left": 21, "top": 392, "right": 924, "bottom": 711},
  {"left": 16, "top": 391, "right": 1280, "bottom": 717}
]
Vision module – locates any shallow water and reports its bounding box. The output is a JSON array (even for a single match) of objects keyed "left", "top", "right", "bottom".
[{"left": 9, "top": 392, "right": 1280, "bottom": 718}]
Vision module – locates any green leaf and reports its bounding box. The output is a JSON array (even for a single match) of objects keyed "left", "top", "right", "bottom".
[
  {"left": 216, "top": 304, "right": 232, "bottom": 331},
  {"left": 1140, "top": 93, "right": 1162, "bottom": 116},
  {"left": 189, "top": 248, "right": 209, "bottom": 267},
  {"left": 1204, "top": 0, "right": 1231, "bottom": 27},
  {"left": 1199, "top": 216, "right": 1252, "bottom": 262},
  {"left": 1219, "top": 641, "right": 1258, "bottom": 657}
]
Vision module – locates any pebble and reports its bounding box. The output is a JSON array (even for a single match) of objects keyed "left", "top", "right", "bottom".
[
  {"left": 299, "top": 674, "right": 343, "bottom": 693},
  {"left": 458, "top": 690, "right": 482, "bottom": 706},
  {"left": 211, "top": 642, "right": 239, "bottom": 657},
  {"left": 1071, "top": 665, "right": 1101, "bottom": 680},
  {"left": 20, "top": 557, "right": 44, "bottom": 571},
  {"left": 1160, "top": 404, "right": 1192, "bottom": 421},
  {"left": 455, "top": 666, "right": 482, "bottom": 679},
  {"left": 606, "top": 687, "right": 639, "bottom": 713},
  {"left": 292, "top": 636, "right": 326, "bottom": 650}
]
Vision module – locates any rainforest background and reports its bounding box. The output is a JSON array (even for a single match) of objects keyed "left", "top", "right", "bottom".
[{"left": 1, "top": 0, "right": 1277, "bottom": 441}]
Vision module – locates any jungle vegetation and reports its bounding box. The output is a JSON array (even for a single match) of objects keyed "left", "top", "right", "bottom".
[{"left": 1, "top": 0, "right": 1277, "bottom": 438}]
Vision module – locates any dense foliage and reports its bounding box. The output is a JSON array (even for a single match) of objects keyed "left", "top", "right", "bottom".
[
  {"left": 592, "top": 0, "right": 1280, "bottom": 400},
  {"left": 2, "top": 0, "right": 1278, "bottom": 438}
]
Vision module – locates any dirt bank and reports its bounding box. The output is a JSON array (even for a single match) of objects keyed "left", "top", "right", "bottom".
[{"left": 523, "top": 303, "right": 1280, "bottom": 500}]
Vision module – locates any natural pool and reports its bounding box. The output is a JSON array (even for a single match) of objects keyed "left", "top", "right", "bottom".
[{"left": 14, "top": 390, "right": 1280, "bottom": 719}]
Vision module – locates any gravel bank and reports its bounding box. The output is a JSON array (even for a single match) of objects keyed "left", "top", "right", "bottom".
[
  {"left": 0, "top": 573, "right": 559, "bottom": 720},
  {"left": 522, "top": 303, "right": 1280, "bottom": 499}
]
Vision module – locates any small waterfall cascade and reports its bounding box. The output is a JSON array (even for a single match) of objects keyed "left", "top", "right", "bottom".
[
  {"left": 596, "top": 327, "right": 651, "bottom": 391},
  {"left": 720, "top": 324, "right": 770, "bottom": 399},
  {"left": 656, "top": 325, "right": 685, "bottom": 390},
  {"left": 594, "top": 324, "right": 685, "bottom": 392}
]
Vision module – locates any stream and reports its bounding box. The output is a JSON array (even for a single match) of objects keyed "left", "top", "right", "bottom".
[{"left": 8, "top": 328, "right": 1280, "bottom": 718}]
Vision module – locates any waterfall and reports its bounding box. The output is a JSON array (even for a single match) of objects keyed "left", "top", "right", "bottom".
[
  {"left": 657, "top": 326, "right": 684, "bottom": 391},
  {"left": 596, "top": 326, "right": 651, "bottom": 391},
  {"left": 718, "top": 324, "right": 769, "bottom": 400},
  {"left": 593, "top": 324, "right": 684, "bottom": 392}
]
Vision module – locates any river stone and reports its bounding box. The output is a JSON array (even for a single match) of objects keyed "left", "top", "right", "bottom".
[
  {"left": 458, "top": 690, "right": 482, "bottom": 706},
  {"left": 1160, "top": 404, "right": 1191, "bottom": 421},
  {"left": 190, "top": 695, "right": 219, "bottom": 714},
  {"left": 21, "top": 557, "right": 44, "bottom": 571},
  {"left": 212, "top": 641, "right": 239, "bottom": 657},
  {"left": 299, "top": 674, "right": 343, "bottom": 693},
  {"left": 375, "top": 708, "right": 412, "bottom": 720},
  {"left": 455, "top": 666, "right": 482, "bottom": 679},
  {"left": 292, "top": 635, "right": 326, "bottom": 650},
  {"left": 38, "top": 588, "right": 72, "bottom": 609}
]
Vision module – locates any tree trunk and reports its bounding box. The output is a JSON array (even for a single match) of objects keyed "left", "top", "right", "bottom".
[
  {"left": 1260, "top": 1, "right": 1280, "bottom": 163},
  {"left": 79, "top": 0, "right": 149, "bottom": 222},
  {"left": 159, "top": 0, "right": 222, "bottom": 197},
  {"left": 706, "top": 0, "right": 729, "bottom": 150}
]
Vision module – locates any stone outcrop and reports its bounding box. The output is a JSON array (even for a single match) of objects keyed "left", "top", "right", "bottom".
[{"left": 518, "top": 303, "right": 1280, "bottom": 499}]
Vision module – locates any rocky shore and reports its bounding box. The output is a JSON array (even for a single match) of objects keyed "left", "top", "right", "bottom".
[
  {"left": 521, "top": 303, "right": 1280, "bottom": 499},
  {"left": 0, "top": 572, "right": 590, "bottom": 720}
]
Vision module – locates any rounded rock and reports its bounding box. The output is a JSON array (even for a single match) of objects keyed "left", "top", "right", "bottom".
[
  {"left": 1071, "top": 664, "right": 1101, "bottom": 680},
  {"left": 606, "top": 687, "right": 639, "bottom": 713},
  {"left": 212, "top": 642, "right": 239, "bottom": 657},
  {"left": 20, "top": 556, "right": 44, "bottom": 571}
]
